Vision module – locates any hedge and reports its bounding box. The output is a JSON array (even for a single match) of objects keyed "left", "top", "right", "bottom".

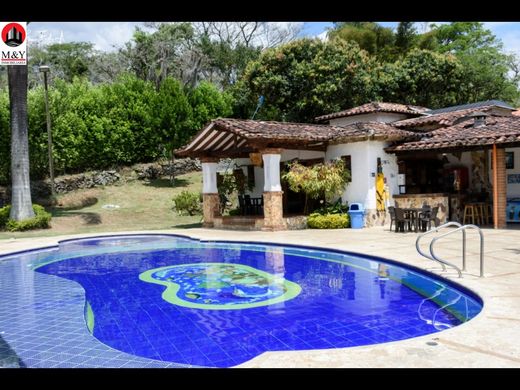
[
  {"left": 307, "top": 213, "right": 350, "bottom": 229},
  {"left": 0, "top": 204, "right": 52, "bottom": 232}
]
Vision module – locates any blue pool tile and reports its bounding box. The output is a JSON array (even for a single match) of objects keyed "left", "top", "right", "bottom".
[{"left": 0, "top": 234, "right": 482, "bottom": 368}]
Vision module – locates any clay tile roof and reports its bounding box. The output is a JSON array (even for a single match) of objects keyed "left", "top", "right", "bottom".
[
  {"left": 330, "top": 122, "right": 419, "bottom": 143},
  {"left": 394, "top": 106, "right": 502, "bottom": 128},
  {"left": 386, "top": 116, "right": 520, "bottom": 152},
  {"left": 513, "top": 109, "right": 520, "bottom": 116},
  {"left": 314, "top": 102, "right": 429, "bottom": 122},
  {"left": 212, "top": 118, "right": 336, "bottom": 141},
  {"left": 176, "top": 118, "right": 418, "bottom": 157},
  {"left": 426, "top": 99, "right": 515, "bottom": 114}
]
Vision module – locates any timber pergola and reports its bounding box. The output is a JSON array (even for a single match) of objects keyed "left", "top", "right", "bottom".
[
  {"left": 175, "top": 118, "right": 336, "bottom": 230},
  {"left": 176, "top": 118, "right": 416, "bottom": 230},
  {"left": 386, "top": 115, "right": 520, "bottom": 229}
]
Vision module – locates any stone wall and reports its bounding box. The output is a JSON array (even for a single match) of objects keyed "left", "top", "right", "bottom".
[
  {"left": 0, "top": 158, "right": 201, "bottom": 205},
  {"left": 393, "top": 194, "right": 449, "bottom": 225},
  {"left": 262, "top": 191, "right": 286, "bottom": 231},
  {"left": 364, "top": 209, "right": 389, "bottom": 227},
  {"left": 202, "top": 193, "right": 221, "bottom": 227}
]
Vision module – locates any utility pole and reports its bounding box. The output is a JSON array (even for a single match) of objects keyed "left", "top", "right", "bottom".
[{"left": 39, "top": 65, "right": 55, "bottom": 198}]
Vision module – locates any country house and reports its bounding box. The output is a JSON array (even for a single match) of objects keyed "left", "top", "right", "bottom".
[{"left": 176, "top": 100, "right": 520, "bottom": 230}]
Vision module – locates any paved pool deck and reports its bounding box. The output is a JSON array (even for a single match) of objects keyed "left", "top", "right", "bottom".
[{"left": 1, "top": 226, "right": 519, "bottom": 368}]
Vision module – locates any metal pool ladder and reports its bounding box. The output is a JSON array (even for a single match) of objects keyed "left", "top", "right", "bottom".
[{"left": 415, "top": 222, "right": 484, "bottom": 278}]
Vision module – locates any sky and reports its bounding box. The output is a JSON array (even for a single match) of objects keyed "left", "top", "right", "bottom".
[{"left": 27, "top": 21, "right": 520, "bottom": 57}]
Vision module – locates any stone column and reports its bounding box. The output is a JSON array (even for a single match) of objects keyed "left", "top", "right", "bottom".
[
  {"left": 201, "top": 157, "right": 220, "bottom": 227},
  {"left": 261, "top": 149, "right": 286, "bottom": 231}
]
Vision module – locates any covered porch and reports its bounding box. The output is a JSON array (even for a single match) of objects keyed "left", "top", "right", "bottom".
[
  {"left": 387, "top": 115, "right": 520, "bottom": 229},
  {"left": 175, "top": 119, "right": 334, "bottom": 231}
]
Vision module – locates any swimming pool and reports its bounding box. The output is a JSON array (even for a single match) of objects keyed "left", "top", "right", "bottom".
[{"left": 0, "top": 234, "right": 483, "bottom": 368}]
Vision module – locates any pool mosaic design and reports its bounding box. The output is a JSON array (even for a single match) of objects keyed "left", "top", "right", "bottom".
[
  {"left": 140, "top": 263, "right": 301, "bottom": 310},
  {"left": 0, "top": 234, "right": 483, "bottom": 368}
]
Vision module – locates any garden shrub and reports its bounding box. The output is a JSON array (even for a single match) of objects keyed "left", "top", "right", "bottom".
[
  {"left": 172, "top": 190, "right": 202, "bottom": 216},
  {"left": 1, "top": 204, "right": 52, "bottom": 231},
  {"left": 314, "top": 200, "right": 349, "bottom": 215},
  {"left": 307, "top": 212, "right": 350, "bottom": 229},
  {"left": 0, "top": 205, "right": 10, "bottom": 228},
  {"left": 227, "top": 208, "right": 242, "bottom": 216}
]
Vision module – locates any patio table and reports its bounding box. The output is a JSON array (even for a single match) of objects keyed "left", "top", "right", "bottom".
[{"left": 402, "top": 207, "right": 423, "bottom": 232}]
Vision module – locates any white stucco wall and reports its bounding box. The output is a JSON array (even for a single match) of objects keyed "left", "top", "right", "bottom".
[
  {"left": 280, "top": 149, "right": 325, "bottom": 162},
  {"left": 326, "top": 140, "right": 399, "bottom": 210},
  {"left": 328, "top": 112, "right": 408, "bottom": 126},
  {"left": 505, "top": 147, "right": 520, "bottom": 197}
]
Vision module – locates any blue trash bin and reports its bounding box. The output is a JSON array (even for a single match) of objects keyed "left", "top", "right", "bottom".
[{"left": 348, "top": 203, "right": 365, "bottom": 229}]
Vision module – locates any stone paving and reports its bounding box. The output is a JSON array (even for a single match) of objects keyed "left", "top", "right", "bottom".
[{"left": 1, "top": 225, "right": 519, "bottom": 367}]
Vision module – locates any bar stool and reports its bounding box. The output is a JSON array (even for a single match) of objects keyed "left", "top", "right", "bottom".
[
  {"left": 463, "top": 204, "right": 478, "bottom": 225},
  {"left": 476, "top": 202, "right": 491, "bottom": 225}
]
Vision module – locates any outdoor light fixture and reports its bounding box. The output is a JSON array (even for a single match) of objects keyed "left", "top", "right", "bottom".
[{"left": 39, "top": 65, "right": 55, "bottom": 197}]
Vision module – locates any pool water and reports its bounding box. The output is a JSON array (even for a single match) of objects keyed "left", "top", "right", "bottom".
[{"left": 16, "top": 235, "right": 482, "bottom": 367}]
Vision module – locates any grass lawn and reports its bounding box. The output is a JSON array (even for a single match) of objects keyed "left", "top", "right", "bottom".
[{"left": 0, "top": 171, "right": 203, "bottom": 240}]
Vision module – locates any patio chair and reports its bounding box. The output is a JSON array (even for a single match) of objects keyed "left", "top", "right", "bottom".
[
  {"left": 394, "top": 207, "right": 412, "bottom": 233},
  {"left": 388, "top": 206, "right": 396, "bottom": 231},
  {"left": 420, "top": 206, "right": 439, "bottom": 231},
  {"left": 238, "top": 195, "right": 246, "bottom": 215}
]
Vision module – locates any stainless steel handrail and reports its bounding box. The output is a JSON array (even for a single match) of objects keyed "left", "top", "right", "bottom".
[
  {"left": 416, "top": 222, "right": 463, "bottom": 272},
  {"left": 430, "top": 224, "right": 484, "bottom": 278},
  {"left": 416, "top": 222, "right": 484, "bottom": 278}
]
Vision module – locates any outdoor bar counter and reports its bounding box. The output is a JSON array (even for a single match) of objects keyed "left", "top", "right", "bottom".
[{"left": 393, "top": 193, "right": 449, "bottom": 224}]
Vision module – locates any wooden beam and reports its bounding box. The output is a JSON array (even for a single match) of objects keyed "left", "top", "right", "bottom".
[{"left": 493, "top": 144, "right": 498, "bottom": 229}]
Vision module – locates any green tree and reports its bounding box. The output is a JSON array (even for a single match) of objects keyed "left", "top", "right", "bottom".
[
  {"left": 282, "top": 159, "right": 350, "bottom": 214},
  {"left": 395, "top": 22, "right": 417, "bottom": 55},
  {"left": 121, "top": 23, "right": 195, "bottom": 90},
  {"left": 425, "top": 23, "right": 519, "bottom": 104},
  {"left": 237, "top": 38, "right": 377, "bottom": 122},
  {"left": 0, "top": 89, "right": 10, "bottom": 184},
  {"left": 377, "top": 49, "right": 464, "bottom": 108},
  {"left": 431, "top": 22, "right": 500, "bottom": 53},
  {"left": 328, "top": 22, "right": 395, "bottom": 60},
  {"left": 8, "top": 65, "right": 35, "bottom": 220},
  {"left": 29, "top": 42, "right": 94, "bottom": 82},
  {"left": 187, "top": 81, "right": 233, "bottom": 132}
]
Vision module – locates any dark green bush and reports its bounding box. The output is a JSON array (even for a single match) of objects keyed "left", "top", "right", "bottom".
[
  {"left": 314, "top": 200, "right": 349, "bottom": 215},
  {"left": 1, "top": 204, "right": 52, "bottom": 231},
  {"left": 0, "top": 205, "right": 10, "bottom": 228},
  {"left": 0, "top": 76, "right": 234, "bottom": 185},
  {"left": 307, "top": 213, "right": 350, "bottom": 229},
  {"left": 227, "top": 208, "right": 242, "bottom": 216},
  {"left": 172, "top": 191, "right": 202, "bottom": 216}
]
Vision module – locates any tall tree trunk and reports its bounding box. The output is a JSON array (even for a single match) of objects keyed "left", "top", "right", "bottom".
[{"left": 8, "top": 65, "right": 34, "bottom": 221}]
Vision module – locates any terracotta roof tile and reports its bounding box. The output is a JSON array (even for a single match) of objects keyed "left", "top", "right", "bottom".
[
  {"left": 387, "top": 116, "right": 520, "bottom": 152},
  {"left": 330, "top": 122, "right": 418, "bottom": 143},
  {"left": 315, "top": 102, "right": 429, "bottom": 122},
  {"left": 394, "top": 106, "right": 498, "bottom": 128},
  {"left": 176, "top": 118, "right": 417, "bottom": 157},
  {"left": 212, "top": 118, "right": 336, "bottom": 141}
]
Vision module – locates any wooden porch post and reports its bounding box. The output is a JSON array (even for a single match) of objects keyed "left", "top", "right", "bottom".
[
  {"left": 493, "top": 145, "right": 498, "bottom": 228},
  {"left": 492, "top": 145, "right": 507, "bottom": 229}
]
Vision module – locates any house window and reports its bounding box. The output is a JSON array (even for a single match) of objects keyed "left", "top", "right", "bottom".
[
  {"left": 341, "top": 155, "right": 352, "bottom": 182},
  {"left": 247, "top": 165, "right": 255, "bottom": 188}
]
